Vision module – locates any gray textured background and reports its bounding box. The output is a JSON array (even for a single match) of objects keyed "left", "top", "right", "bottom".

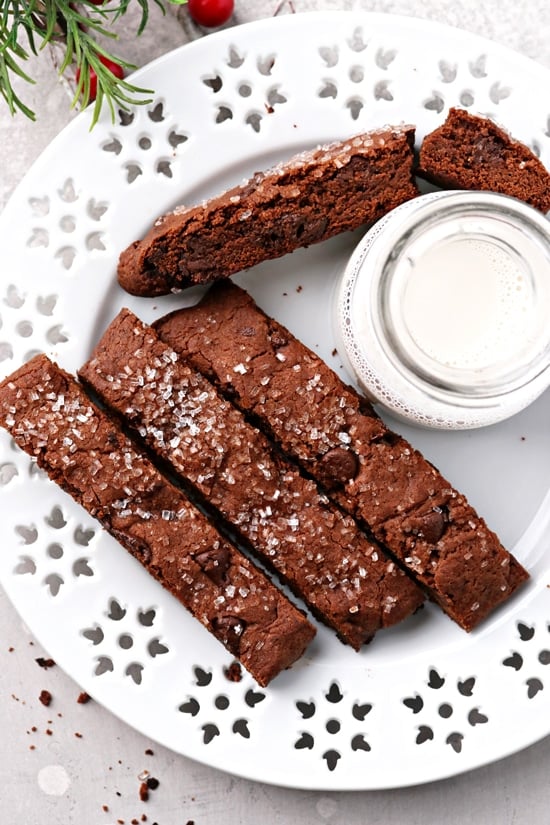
[{"left": 1, "top": 1, "right": 550, "bottom": 822}]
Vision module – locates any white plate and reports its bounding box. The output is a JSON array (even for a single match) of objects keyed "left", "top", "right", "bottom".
[{"left": 1, "top": 11, "right": 550, "bottom": 790}]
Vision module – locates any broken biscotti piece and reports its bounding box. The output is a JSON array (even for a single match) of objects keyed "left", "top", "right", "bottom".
[
  {"left": 78, "top": 309, "right": 425, "bottom": 651},
  {"left": 418, "top": 107, "right": 550, "bottom": 213},
  {"left": 118, "top": 126, "right": 419, "bottom": 296},
  {"left": 0, "top": 354, "right": 315, "bottom": 686},
  {"left": 154, "top": 282, "right": 530, "bottom": 632}
]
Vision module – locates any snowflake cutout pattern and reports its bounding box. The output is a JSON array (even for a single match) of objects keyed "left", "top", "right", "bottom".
[
  {"left": 502, "top": 621, "right": 550, "bottom": 698},
  {"left": 316, "top": 26, "right": 399, "bottom": 121},
  {"left": 0, "top": 283, "right": 69, "bottom": 371},
  {"left": 294, "top": 681, "right": 372, "bottom": 772},
  {"left": 81, "top": 599, "right": 169, "bottom": 685},
  {"left": 178, "top": 664, "right": 266, "bottom": 745},
  {"left": 202, "top": 46, "right": 288, "bottom": 133},
  {"left": 422, "top": 53, "right": 512, "bottom": 115},
  {"left": 26, "top": 178, "right": 109, "bottom": 271},
  {"left": 100, "top": 101, "right": 189, "bottom": 183},
  {"left": 402, "top": 668, "right": 488, "bottom": 753},
  {"left": 13, "top": 504, "right": 96, "bottom": 597}
]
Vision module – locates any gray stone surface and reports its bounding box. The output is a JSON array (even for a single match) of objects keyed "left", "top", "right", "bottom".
[{"left": 1, "top": 1, "right": 550, "bottom": 822}]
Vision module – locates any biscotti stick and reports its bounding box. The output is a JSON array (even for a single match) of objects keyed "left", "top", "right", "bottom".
[
  {"left": 418, "top": 108, "right": 550, "bottom": 213},
  {"left": 78, "top": 309, "right": 424, "bottom": 651},
  {"left": 154, "top": 282, "right": 529, "bottom": 632},
  {"left": 118, "top": 126, "right": 419, "bottom": 297},
  {"left": 0, "top": 355, "right": 315, "bottom": 686}
]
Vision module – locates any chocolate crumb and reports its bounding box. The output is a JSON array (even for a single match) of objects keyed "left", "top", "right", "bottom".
[
  {"left": 141, "top": 816, "right": 147, "bottom": 822},
  {"left": 116, "top": 791, "right": 121, "bottom": 797},
  {"left": 8, "top": 646, "right": 14, "bottom": 652},
  {"left": 39, "top": 690, "right": 52, "bottom": 707},
  {"left": 31, "top": 725, "right": 37, "bottom": 732},
  {"left": 186, "top": 821, "right": 195, "bottom": 825},
  {"left": 223, "top": 661, "right": 242, "bottom": 682},
  {"left": 35, "top": 657, "right": 55, "bottom": 669},
  {"left": 331, "top": 348, "right": 337, "bottom": 357},
  {"left": 117, "top": 820, "right": 125, "bottom": 824},
  {"left": 29, "top": 745, "right": 36, "bottom": 750},
  {"left": 146, "top": 777, "right": 159, "bottom": 790},
  {"left": 132, "top": 819, "right": 139, "bottom": 824},
  {"left": 102, "top": 805, "right": 109, "bottom": 813},
  {"left": 144, "top": 748, "right": 154, "bottom": 756},
  {"left": 139, "top": 782, "right": 149, "bottom": 802},
  {"left": 296, "top": 285, "right": 303, "bottom": 293},
  {"left": 45, "top": 728, "right": 53, "bottom": 736},
  {"left": 75, "top": 732, "right": 83, "bottom": 738},
  {"left": 77, "top": 691, "right": 91, "bottom": 704}
]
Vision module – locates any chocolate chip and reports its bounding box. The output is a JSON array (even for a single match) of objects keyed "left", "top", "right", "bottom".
[
  {"left": 211, "top": 615, "right": 246, "bottom": 655},
  {"left": 195, "top": 545, "right": 230, "bottom": 585},
  {"left": 318, "top": 446, "right": 359, "bottom": 489},
  {"left": 107, "top": 431, "right": 120, "bottom": 448},
  {"left": 270, "top": 331, "right": 287, "bottom": 349},
  {"left": 300, "top": 216, "right": 328, "bottom": 243},
  {"left": 112, "top": 530, "right": 152, "bottom": 565},
  {"left": 413, "top": 508, "right": 448, "bottom": 544}
]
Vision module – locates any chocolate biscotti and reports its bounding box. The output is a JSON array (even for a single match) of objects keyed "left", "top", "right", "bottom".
[
  {"left": 79, "top": 309, "right": 424, "bottom": 650},
  {"left": 118, "top": 126, "right": 419, "bottom": 297},
  {"left": 418, "top": 107, "right": 550, "bottom": 213},
  {"left": 0, "top": 355, "right": 315, "bottom": 686},
  {"left": 154, "top": 282, "right": 529, "bottom": 632}
]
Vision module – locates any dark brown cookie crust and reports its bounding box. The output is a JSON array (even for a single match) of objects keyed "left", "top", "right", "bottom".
[
  {"left": 154, "top": 282, "right": 529, "bottom": 632},
  {"left": 79, "top": 309, "right": 424, "bottom": 650},
  {"left": 118, "top": 126, "right": 419, "bottom": 297},
  {"left": 0, "top": 355, "right": 315, "bottom": 686},
  {"left": 418, "top": 107, "right": 550, "bottom": 213}
]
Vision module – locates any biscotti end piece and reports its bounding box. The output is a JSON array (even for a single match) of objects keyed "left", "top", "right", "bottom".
[
  {"left": 118, "top": 126, "right": 419, "bottom": 297},
  {"left": 154, "top": 281, "right": 529, "bottom": 632},
  {"left": 79, "top": 308, "right": 425, "bottom": 651},
  {"left": 418, "top": 107, "right": 550, "bottom": 213},
  {"left": 0, "top": 355, "right": 315, "bottom": 686}
]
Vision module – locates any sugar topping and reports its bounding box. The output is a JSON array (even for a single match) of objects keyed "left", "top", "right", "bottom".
[{"left": 80, "top": 311, "right": 422, "bottom": 645}]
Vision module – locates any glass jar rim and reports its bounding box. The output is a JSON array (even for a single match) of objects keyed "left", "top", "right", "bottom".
[
  {"left": 371, "top": 191, "right": 550, "bottom": 402},
  {"left": 334, "top": 190, "right": 550, "bottom": 429}
]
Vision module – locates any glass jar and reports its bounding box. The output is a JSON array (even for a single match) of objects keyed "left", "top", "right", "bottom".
[{"left": 335, "top": 191, "right": 550, "bottom": 429}]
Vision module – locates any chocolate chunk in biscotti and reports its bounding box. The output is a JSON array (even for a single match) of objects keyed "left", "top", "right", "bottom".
[
  {"left": 418, "top": 107, "right": 550, "bottom": 213},
  {"left": 154, "top": 282, "right": 529, "bottom": 632},
  {"left": 117, "top": 126, "right": 419, "bottom": 297},
  {"left": 78, "top": 309, "right": 424, "bottom": 651},
  {"left": 0, "top": 355, "right": 315, "bottom": 686}
]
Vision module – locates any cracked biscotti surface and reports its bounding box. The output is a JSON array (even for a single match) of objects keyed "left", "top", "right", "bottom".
[
  {"left": 118, "top": 126, "right": 419, "bottom": 296},
  {"left": 418, "top": 107, "right": 550, "bottom": 213},
  {"left": 79, "top": 309, "right": 425, "bottom": 650},
  {"left": 0, "top": 354, "right": 315, "bottom": 686},
  {"left": 154, "top": 282, "right": 529, "bottom": 631}
]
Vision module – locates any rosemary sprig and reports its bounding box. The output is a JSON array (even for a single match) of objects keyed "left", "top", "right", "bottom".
[{"left": 0, "top": 0, "right": 173, "bottom": 126}]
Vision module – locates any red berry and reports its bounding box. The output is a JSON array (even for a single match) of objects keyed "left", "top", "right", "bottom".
[
  {"left": 187, "top": 0, "right": 234, "bottom": 28},
  {"left": 76, "top": 55, "right": 124, "bottom": 102}
]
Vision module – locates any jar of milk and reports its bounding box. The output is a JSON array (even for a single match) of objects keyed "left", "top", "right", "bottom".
[{"left": 335, "top": 191, "right": 550, "bottom": 429}]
